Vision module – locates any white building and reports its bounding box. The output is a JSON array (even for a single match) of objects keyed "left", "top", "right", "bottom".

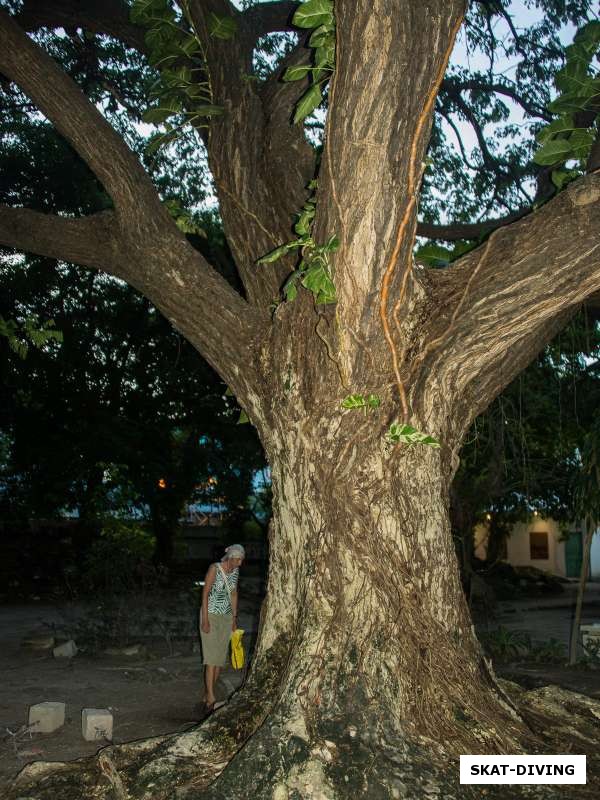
[{"left": 474, "top": 517, "right": 600, "bottom": 579}]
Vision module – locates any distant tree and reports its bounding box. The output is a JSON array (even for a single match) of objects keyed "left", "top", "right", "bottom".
[
  {"left": 569, "top": 415, "right": 600, "bottom": 664},
  {"left": 0, "top": 63, "right": 264, "bottom": 562},
  {"left": 0, "top": 256, "right": 265, "bottom": 562},
  {"left": 452, "top": 309, "right": 600, "bottom": 581}
]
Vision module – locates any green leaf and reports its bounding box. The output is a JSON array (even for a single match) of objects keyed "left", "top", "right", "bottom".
[
  {"left": 568, "top": 128, "right": 596, "bottom": 156},
  {"left": 533, "top": 137, "right": 578, "bottom": 166},
  {"left": 316, "top": 284, "right": 336, "bottom": 305},
  {"left": 142, "top": 105, "right": 180, "bottom": 124},
  {"left": 415, "top": 243, "right": 453, "bottom": 268},
  {"left": 301, "top": 263, "right": 329, "bottom": 293},
  {"left": 165, "top": 65, "right": 193, "bottom": 86},
  {"left": 534, "top": 129, "right": 594, "bottom": 166},
  {"left": 451, "top": 240, "right": 477, "bottom": 258},
  {"left": 293, "top": 83, "right": 323, "bottom": 124},
  {"left": 386, "top": 423, "right": 441, "bottom": 448},
  {"left": 293, "top": 0, "right": 334, "bottom": 30},
  {"left": 284, "top": 281, "right": 298, "bottom": 302},
  {"left": 548, "top": 84, "right": 600, "bottom": 115},
  {"left": 145, "top": 130, "right": 178, "bottom": 155},
  {"left": 257, "top": 240, "right": 303, "bottom": 265},
  {"left": 283, "top": 65, "right": 312, "bottom": 82},
  {"left": 315, "top": 42, "right": 335, "bottom": 68},
  {"left": 294, "top": 203, "right": 316, "bottom": 236},
  {"left": 325, "top": 235, "right": 340, "bottom": 252},
  {"left": 145, "top": 23, "right": 177, "bottom": 61},
  {"left": 131, "top": 0, "right": 175, "bottom": 25},
  {"left": 175, "top": 215, "right": 206, "bottom": 236},
  {"left": 208, "top": 12, "right": 238, "bottom": 40},
  {"left": 573, "top": 20, "right": 600, "bottom": 53},
  {"left": 551, "top": 168, "right": 581, "bottom": 189},
  {"left": 257, "top": 244, "right": 290, "bottom": 264},
  {"left": 282, "top": 271, "right": 301, "bottom": 302},
  {"left": 237, "top": 409, "right": 250, "bottom": 424},
  {"left": 536, "top": 116, "right": 576, "bottom": 144},
  {"left": 366, "top": 394, "right": 381, "bottom": 409},
  {"left": 341, "top": 394, "right": 366, "bottom": 410},
  {"left": 301, "top": 264, "right": 336, "bottom": 304},
  {"left": 180, "top": 34, "right": 201, "bottom": 57},
  {"left": 309, "top": 25, "right": 335, "bottom": 48},
  {"left": 188, "top": 104, "right": 224, "bottom": 118}
]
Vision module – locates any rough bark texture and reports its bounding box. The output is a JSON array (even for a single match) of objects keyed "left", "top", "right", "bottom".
[{"left": 4, "top": 1, "right": 600, "bottom": 797}]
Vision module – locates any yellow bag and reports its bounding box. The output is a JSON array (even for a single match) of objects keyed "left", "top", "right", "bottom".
[{"left": 231, "top": 628, "right": 245, "bottom": 670}]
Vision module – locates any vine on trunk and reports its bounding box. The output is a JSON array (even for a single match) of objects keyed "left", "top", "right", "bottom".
[
  {"left": 257, "top": 185, "right": 338, "bottom": 305},
  {"left": 379, "top": 13, "right": 464, "bottom": 422},
  {"left": 283, "top": 0, "right": 336, "bottom": 124}
]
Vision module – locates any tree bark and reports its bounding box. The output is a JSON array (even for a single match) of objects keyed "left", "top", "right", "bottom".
[{"left": 568, "top": 517, "right": 594, "bottom": 666}]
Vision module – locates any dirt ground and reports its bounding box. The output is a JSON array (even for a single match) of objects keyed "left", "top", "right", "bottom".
[
  {"left": 0, "top": 602, "right": 251, "bottom": 790},
  {"left": 2, "top": 583, "right": 600, "bottom": 793}
]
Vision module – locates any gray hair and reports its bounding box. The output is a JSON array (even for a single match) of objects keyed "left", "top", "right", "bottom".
[{"left": 221, "top": 544, "right": 245, "bottom": 562}]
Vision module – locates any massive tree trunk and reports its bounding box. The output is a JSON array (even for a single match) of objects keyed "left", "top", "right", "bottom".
[
  {"left": 3, "top": 1, "right": 600, "bottom": 797},
  {"left": 8, "top": 402, "right": 600, "bottom": 799}
]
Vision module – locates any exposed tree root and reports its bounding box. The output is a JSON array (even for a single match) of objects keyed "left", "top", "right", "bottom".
[
  {"left": 6, "top": 637, "right": 289, "bottom": 800},
  {"left": 191, "top": 680, "right": 600, "bottom": 800},
  {"left": 7, "top": 678, "right": 600, "bottom": 800}
]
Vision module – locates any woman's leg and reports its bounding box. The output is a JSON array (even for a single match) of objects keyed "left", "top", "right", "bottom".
[{"left": 205, "top": 664, "right": 218, "bottom": 705}]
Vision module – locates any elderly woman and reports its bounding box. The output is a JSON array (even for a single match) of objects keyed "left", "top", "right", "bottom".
[{"left": 200, "top": 543, "right": 245, "bottom": 711}]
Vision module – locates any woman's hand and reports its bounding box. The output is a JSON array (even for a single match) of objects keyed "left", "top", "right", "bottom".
[{"left": 201, "top": 618, "right": 210, "bottom": 634}]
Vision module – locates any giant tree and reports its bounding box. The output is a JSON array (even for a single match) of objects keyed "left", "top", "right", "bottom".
[{"left": 3, "top": 0, "right": 600, "bottom": 797}]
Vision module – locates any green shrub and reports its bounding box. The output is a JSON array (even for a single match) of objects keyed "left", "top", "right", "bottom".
[{"left": 480, "top": 626, "right": 531, "bottom": 661}]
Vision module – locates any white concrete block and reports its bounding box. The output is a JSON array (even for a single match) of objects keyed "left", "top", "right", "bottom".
[
  {"left": 53, "top": 639, "right": 77, "bottom": 658},
  {"left": 581, "top": 624, "right": 600, "bottom": 651},
  {"left": 82, "top": 708, "right": 113, "bottom": 741},
  {"left": 28, "top": 701, "right": 66, "bottom": 733}
]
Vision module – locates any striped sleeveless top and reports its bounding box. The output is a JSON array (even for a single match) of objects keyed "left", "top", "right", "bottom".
[{"left": 207, "top": 564, "right": 239, "bottom": 614}]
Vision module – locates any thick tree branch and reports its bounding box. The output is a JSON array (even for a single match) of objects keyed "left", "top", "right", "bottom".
[
  {"left": 0, "top": 7, "right": 279, "bottom": 369},
  {"left": 419, "top": 175, "right": 600, "bottom": 427},
  {"left": 16, "top": 0, "right": 147, "bottom": 52},
  {"left": 315, "top": 0, "right": 466, "bottom": 388},
  {"left": 121, "top": 232, "right": 270, "bottom": 404},
  {"left": 438, "top": 106, "right": 479, "bottom": 171},
  {"left": 417, "top": 208, "right": 530, "bottom": 241},
  {"left": 441, "top": 76, "right": 552, "bottom": 122},
  {"left": 447, "top": 91, "right": 504, "bottom": 174},
  {"left": 11, "top": 0, "right": 301, "bottom": 305},
  {"left": 181, "top": 0, "right": 313, "bottom": 307},
  {"left": 259, "top": 41, "right": 315, "bottom": 197},
  {"left": 0, "top": 10, "right": 161, "bottom": 219},
  {"left": 0, "top": 207, "right": 118, "bottom": 272},
  {"left": 0, "top": 204, "right": 268, "bottom": 401},
  {"left": 241, "top": 1, "right": 297, "bottom": 39},
  {"left": 0, "top": 8, "right": 270, "bottom": 394}
]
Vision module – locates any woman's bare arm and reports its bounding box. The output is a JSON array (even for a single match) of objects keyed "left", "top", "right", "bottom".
[
  {"left": 201, "top": 564, "right": 216, "bottom": 632},
  {"left": 231, "top": 589, "right": 238, "bottom": 630}
]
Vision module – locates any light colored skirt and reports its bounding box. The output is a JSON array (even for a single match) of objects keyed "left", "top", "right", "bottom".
[{"left": 200, "top": 612, "right": 232, "bottom": 666}]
